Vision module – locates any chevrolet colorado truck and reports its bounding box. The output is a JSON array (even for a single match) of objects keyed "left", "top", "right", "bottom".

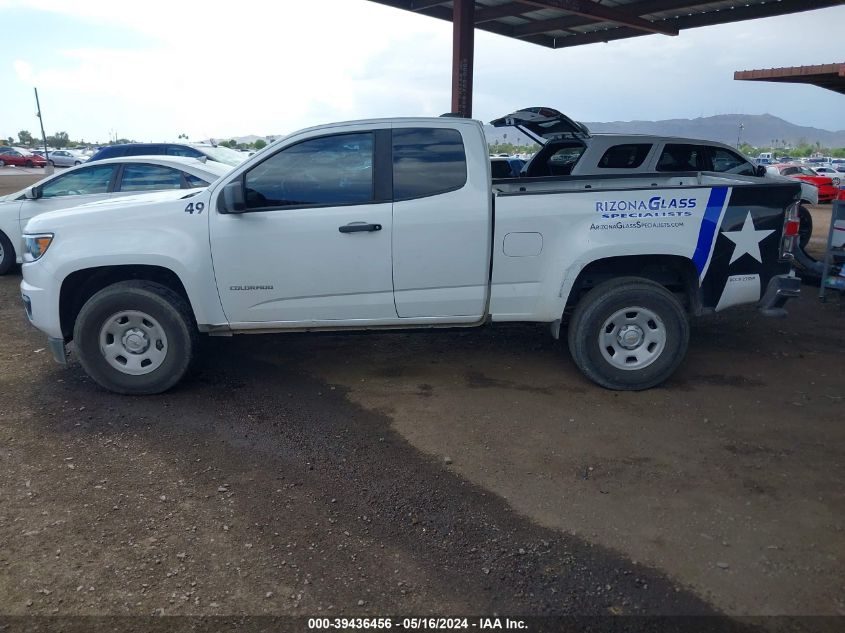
[{"left": 20, "top": 110, "right": 802, "bottom": 395}]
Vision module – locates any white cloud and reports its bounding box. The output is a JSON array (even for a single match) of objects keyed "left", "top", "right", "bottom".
[{"left": 12, "top": 59, "right": 33, "bottom": 84}]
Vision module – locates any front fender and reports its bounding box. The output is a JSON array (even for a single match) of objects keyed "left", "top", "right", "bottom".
[{"left": 26, "top": 193, "right": 227, "bottom": 327}]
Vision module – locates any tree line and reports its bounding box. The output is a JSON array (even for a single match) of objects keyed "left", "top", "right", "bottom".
[{"left": 739, "top": 142, "right": 845, "bottom": 158}]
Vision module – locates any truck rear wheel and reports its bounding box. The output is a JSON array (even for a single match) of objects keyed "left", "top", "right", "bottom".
[
  {"left": 73, "top": 281, "right": 197, "bottom": 395},
  {"left": 798, "top": 204, "right": 813, "bottom": 250},
  {"left": 567, "top": 277, "right": 689, "bottom": 391}
]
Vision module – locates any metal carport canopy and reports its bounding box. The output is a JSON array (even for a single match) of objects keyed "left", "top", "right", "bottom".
[
  {"left": 366, "top": 0, "right": 843, "bottom": 117},
  {"left": 735, "top": 63, "right": 845, "bottom": 96}
]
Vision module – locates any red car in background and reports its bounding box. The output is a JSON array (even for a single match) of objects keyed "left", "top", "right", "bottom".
[
  {"left": 766, "top": 163, "right": 837, "bottom": 202},
  {"left": 0, "top": 147, "right": 48, "bottom": 168}
]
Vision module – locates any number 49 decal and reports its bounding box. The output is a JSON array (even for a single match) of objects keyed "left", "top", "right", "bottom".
[{"left": 185, "top": 201, "right": 205, "bottom": 215}]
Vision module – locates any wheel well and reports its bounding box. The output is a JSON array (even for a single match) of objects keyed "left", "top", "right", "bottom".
[
  {"left": 60, "top": 265, "right": 193, "bottom": 339},
  {"left": 565, "top": 255, "right": 699, "bottom": 318}
]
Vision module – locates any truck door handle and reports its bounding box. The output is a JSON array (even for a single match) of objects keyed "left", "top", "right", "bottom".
[{"left": 339, "top": 222, "right": 382, "bottom": 233}]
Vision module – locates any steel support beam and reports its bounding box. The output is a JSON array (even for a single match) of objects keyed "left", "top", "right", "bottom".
[{"left": 451, "top": 0, "right": 474, "bottom": 118}]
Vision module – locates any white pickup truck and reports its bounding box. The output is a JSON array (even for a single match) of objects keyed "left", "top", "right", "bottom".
[{"left": 20, "top": 110, "right": 802, "bottom": 395}]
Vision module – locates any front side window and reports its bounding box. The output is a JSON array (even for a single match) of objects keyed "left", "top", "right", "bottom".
[
  {"left": 244, "top": 133, "right": 373, "bottom": 210},
  {"left": 656, "top": 144, "right": 708, "bottom": 172},
  {"left": 597, "top": 144, "right": 651, "bottom": 169},
  {"left": 710, "top": 148, "right": 755, "bottom": 176},
  {"left": 393, "top": 128, "right": 466, "bottom": 200},
  {"left": 40, "top": 165, "right": 118, "bottom": 198},
  {"left": 118, "top": 164, "right": 185, "bottom": 191}
]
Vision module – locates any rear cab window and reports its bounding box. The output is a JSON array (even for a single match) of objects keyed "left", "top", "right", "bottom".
[
  {"left": 392, "top": 128, "right": 467, "bottom": 200},
  {"left": 490, "top": 160, "right": 514, "bottom": 179}
]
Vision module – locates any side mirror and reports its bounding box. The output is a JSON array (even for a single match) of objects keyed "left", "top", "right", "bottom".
[
  {"left": 756, "top": 165, "right": 767, "bottom": 178},
  {"left": 218, "top": 180, "right": 246, "bottom": 214},
  {"left": 24, "top": 186, "right": 40, "bottom": 200}
]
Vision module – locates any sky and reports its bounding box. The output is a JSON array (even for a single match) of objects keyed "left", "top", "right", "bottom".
[{"left": 1, "top": 0, "right": 843, "bottom": 144}]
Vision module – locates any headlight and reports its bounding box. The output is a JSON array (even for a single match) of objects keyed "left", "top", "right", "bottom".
[{"left": 23, "top": 233, "right": 53, "bottom": 262}]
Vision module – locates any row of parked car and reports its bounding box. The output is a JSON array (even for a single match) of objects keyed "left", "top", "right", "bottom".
[{"left": 0, "top": 142, "right": 249, "bottom": 170}]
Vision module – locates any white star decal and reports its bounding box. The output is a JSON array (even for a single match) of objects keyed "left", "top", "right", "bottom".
[{"left": 721, "top": 211, "right": 775, "bottom": 264}]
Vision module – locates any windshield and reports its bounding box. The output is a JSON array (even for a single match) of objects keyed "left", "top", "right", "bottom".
[
  {"left": 796, "top": 167, "right": 819, "bottom": 176},
  {"left": 195, "top": 145, "right": 247, "bottom": 167}
]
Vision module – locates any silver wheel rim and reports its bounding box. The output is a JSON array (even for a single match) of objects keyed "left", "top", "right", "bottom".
[
  {"left": 99, "top": 310, "right": 168, "bottom": 376},
  {"left": 0, "top": 241, "right": 4, "bottom": 263},
  {"left": 599, "top": 305, "right": 666, "bottom": 371}
]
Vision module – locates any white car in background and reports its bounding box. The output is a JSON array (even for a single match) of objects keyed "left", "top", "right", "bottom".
[
  {"left": 0, "top": 156, "right": 231, "bottom": 274},
  {"left": 47, "top": 149, "right": 89, "bottom": 167},
  {"left": 812, "top": 166, "right": 842, "bottom": 186}
]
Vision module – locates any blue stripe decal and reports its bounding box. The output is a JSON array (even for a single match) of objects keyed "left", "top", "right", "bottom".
[{"left": 692, "top": 187, "right": 728, "bottom": 275}]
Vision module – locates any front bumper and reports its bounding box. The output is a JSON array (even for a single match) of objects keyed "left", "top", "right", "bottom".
[
  {"left": 758, "top": 273, "right": 800, "bottom": 317},
  {"left": 21, "top": 273, "right": 64, "bottom": 339},
  {"left": 21, "top": 277, "right": 67, "bottom": 365}
]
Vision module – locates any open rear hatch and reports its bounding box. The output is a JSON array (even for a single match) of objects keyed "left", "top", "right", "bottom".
[{"left": 490, "top": 107, "right": 590, "bottom": 145}]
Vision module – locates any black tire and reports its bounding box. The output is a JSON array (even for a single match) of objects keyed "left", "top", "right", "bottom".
[
  {"left": 48, "top": 160, "right": 55, "bottom": 167},
  {"left": 798, "top": 204, "right": 813, "bottom": 250},
  {"left": 0, "top": 231, "right": 15, "bottom": 275},
  {"left": 567, "top": 277, "right": 689, "bottom": 391},
  {"left": 74, "top": 161, "right": 81, "bottom": 165},
  {"left": 73, "top": 280, "right": 198, "bottom": 395}
]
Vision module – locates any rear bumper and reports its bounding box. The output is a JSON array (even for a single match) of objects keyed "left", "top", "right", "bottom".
[{"left": 758, "top": 273, "right": 800, "bottom": 317}]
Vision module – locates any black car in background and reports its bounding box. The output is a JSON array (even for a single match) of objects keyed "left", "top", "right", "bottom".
[{"left": 88, "top": 143, "right": 246, "bottom": 167}]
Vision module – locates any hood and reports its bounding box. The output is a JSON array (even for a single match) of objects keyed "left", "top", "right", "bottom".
[
  {"left": 24, "top": 188, "right": 204, "bottom": 232},
  {"left": 490, "top": 107, "right": 590, "bottom": 145}
]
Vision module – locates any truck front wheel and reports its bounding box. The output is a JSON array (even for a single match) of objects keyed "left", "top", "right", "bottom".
[
  {"left": 73, "top": 281, "right": 197, "bottom": 395},
  {"left": 567, "top": 277, "right": 689, "bottom": 391}
]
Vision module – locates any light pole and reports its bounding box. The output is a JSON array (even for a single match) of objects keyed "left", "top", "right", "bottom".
[
  {"left": 736, "top": 123, "right": 744, "bottom": 149},
  {"left": 34, "top": 87, "right": 54, "bottom": 175}
]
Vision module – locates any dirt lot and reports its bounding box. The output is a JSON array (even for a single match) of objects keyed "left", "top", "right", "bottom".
[{"left": 0, "top": 174, "right": 843, "bottom": 619}]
